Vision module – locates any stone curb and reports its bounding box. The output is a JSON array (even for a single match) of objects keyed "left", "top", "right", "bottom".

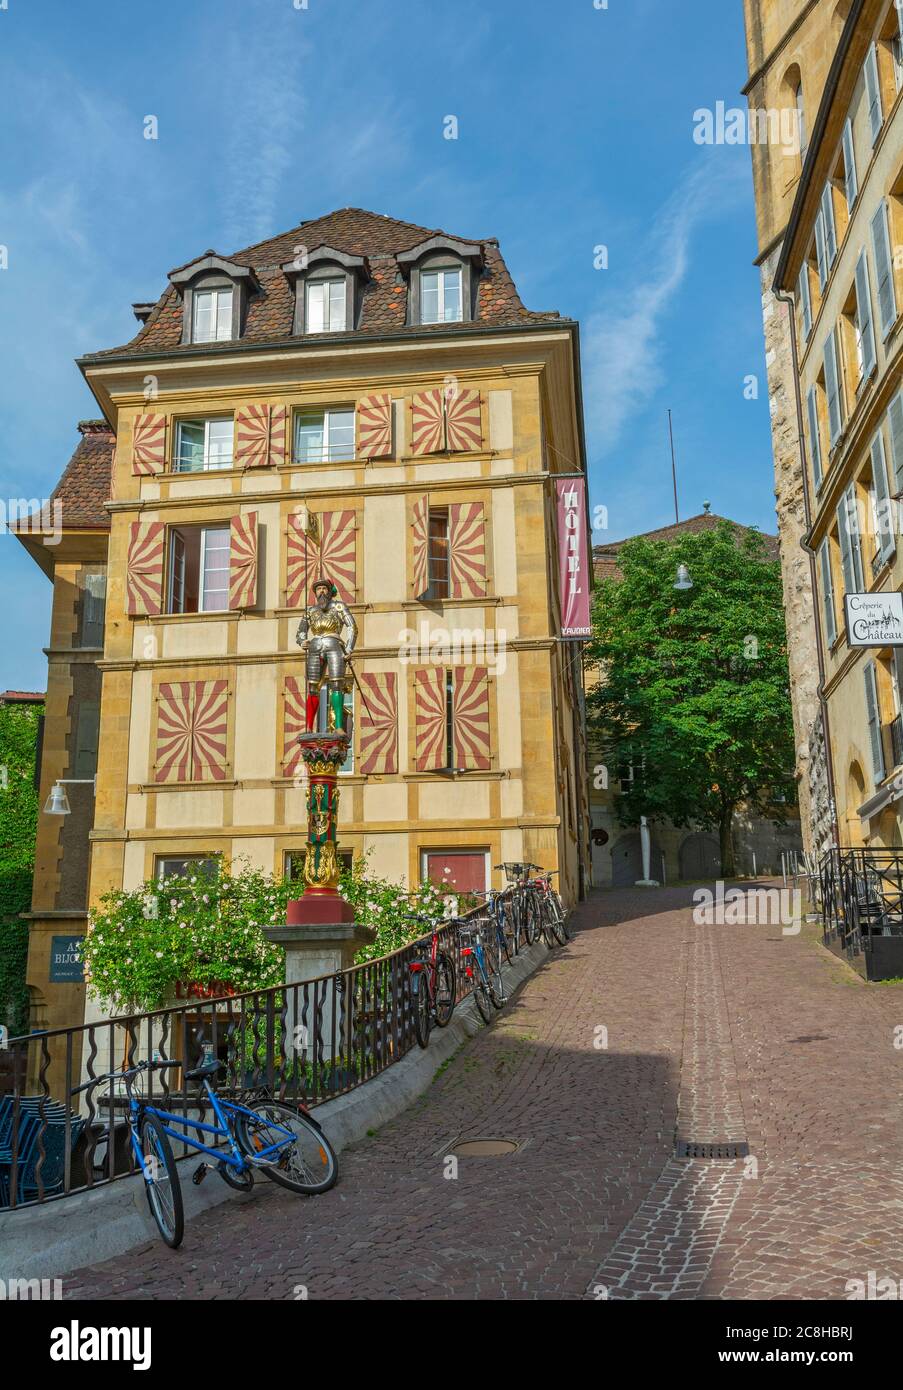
[{"left": 0, "top": 935, "right": 556, "bottom": 1281}]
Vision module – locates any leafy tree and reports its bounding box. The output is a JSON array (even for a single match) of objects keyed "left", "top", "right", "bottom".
[
  {"left": 586, "top": 521, "right": 796, "bottom": 876},
  {"left": 0, "top": 702, "right": 41, "bottom": 1035}
]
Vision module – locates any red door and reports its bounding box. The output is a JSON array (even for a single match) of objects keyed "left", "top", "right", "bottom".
[{"left": 424, "top": 852, "right": 487, "bottom": 894}]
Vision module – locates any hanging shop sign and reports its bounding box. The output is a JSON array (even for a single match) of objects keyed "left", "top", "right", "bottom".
[
  {"left": 49, "top": 935, "right": 85, "bottom": 983},
  {"left": 555, "top": 476, "right": 592, "bottom": 639},
  {"left": 844, "top": 592, "right": 903, "bottom": 647}
]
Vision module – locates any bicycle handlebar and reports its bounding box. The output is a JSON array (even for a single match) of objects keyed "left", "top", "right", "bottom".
[{"left": 70, "top": 1059, "right": 180, "bottom": 1096}]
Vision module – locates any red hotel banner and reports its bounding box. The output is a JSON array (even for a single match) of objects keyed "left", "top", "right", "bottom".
[{"left": 555, "top": 476, "right": 592, "bottom": 639}]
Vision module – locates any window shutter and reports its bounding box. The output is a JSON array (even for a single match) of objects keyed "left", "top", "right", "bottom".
[
  {"left": 452, "top": 666, "right": 491, "bottom": 771},
  {"left": 843, "top": 118, "right": 858, "bottom": 209},
  {"left": 871, "top": 431, "right": 895, "bottom": 564},
  {"left": 818, "top": 540, "right": 837, "bottom": 647},
  {"left": 807, "top": 386, "right": 822, "bottom": 487},
  {"left": 411, "top": 389, "right": 445, "bottom": 455},
  {"left": 870, "top": 201, "right": 897, "bottom": 339},
  {"left": 155, "top": 680, "right": 229, "bottom": 784},
  {"left": 864, "top": 660, "right": 886, "bottom": 783},
  {"left": 824, "top": 329, "right": 844, "bottom": 446},
  {"left": 286, "top": 511, "right": 316, "bottom": 608},
  {"left": 358, "top": 672, "right": 398, "bottom": 774},
  {"left": 445, "top": 388, "right": 483, "bottom": 451},
  {"left": 865, "top": 44, "right": 883, "bottom": 144},
  {"left": 126, "top": 520, "right": 165, "bottom": 616},
  {"left": 855, "top": 250, "right": 877, "bottom": 379},
  {"left": 847, "top": 484, "right": 865, "bottom": 589},
  {"left": 798, "top": 265, "right": 812, "bottom": 343},
  {"left": 815, "top": 210, "right": 827, "bottom": 289},
  {"left": 887, "top": 390, "right": 903, "bottom": 493},
  {"left": 73, "top": 701, "right": 100, "bottom": 779},
  {"left": 132, "top": 413, "right": 167, "bottom": 476},
  {"left": 820, "top": 184, "right": 837, "bottom": 268},
  {"left": 281, "top": 675, "right": 306, "bottom": 779},
  {"left": 235, "top": 403, "right": 286, "bottom": 468},
  {"left": 411, "top": 494, "right": 430, "bottom": 599},
  {"left": 414, "top": 667, "right": 448, "bottom": 771},
  {"left": 357, "top": 393, "right": 393, "bottom": 459},
  {"left": 229, "top": 511, "right": 258, "bottom": 610},
  {"left": 446, "top": 501, "right": 487, "bottom": 598},
  {"left": 317, "top": 510, "right": 357, "bottom": 603},
  {"left": 836, "top": 497, "right": 855, "bottom": 594}
]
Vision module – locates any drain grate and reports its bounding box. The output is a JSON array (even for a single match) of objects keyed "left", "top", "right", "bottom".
[
  {"left": 676, "top": 1140, "right": 749, "bottom": 1160},
  {"left": 450, "top": 1139, "right": 519, "bottom": 1157}
]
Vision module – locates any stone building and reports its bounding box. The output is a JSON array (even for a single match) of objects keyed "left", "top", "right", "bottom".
[
  {"left": 589, "top": 510, "right": 803, "bottom": 885},
  {"left": 16, "top": 208, "right": 591, "bottom": 1039},
  {"left": 745, "top": 0, "right": 903, "bottom": 852}
]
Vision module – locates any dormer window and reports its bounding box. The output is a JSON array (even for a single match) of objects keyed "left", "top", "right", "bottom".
[
  {"left": 192, "top": 287, "right": 233, "bottom": 343},
  {"left": 282, "top": 245, "right": 370, "bottom": 335},
  {"left": 306, "top": 277, "right": 347, "bottom": 333},
  {"left": 396, "top": 235, "right": 485, "bottom": 327},
  {"left": 421, "top": 267, "right": 462, "bottom": 324},
  {"left": 168, "top": 253, "right": 259, "bottom": 346}
]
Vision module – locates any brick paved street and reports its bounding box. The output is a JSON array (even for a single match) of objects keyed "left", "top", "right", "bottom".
[{"left": 65, "top": 885, "right": 903, "bottom": 1300}]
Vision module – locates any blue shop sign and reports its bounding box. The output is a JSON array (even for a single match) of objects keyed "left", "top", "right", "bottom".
[{"left": 49, "top": 935, "right": 85, "bottom": 983}]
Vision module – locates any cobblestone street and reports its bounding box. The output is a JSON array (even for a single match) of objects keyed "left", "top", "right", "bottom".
[{"left": 66, "top": 885, "right": 903, "bottom": 1301}]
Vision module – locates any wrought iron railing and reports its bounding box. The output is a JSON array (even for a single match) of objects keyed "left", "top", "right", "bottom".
[
  {"left": 890, "top": 714, "right": 903, "bottom": 771},
  {"left": 0, "top": 913, "right": 484, "bottom": 1212},
  {"left": 819, "top": 847, "right": 903, "bottom": 959}
]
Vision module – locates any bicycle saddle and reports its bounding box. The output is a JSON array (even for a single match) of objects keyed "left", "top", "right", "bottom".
[{"left": 184, "top": 1058, "right": 225, "bottom": 1082}]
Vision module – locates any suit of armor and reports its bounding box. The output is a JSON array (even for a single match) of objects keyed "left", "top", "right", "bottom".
[{"left": 295, "top": 581, "right": 357, "bottom": 733}]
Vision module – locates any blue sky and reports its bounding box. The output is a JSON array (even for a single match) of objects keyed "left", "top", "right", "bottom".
[{"left": 0, "top": 0, "right": 775, "bottom": 691}]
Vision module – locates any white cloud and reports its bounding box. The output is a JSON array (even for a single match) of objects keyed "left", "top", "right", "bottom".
[{"left": 582, "top": 158, "right": 747, "bottom": 453}]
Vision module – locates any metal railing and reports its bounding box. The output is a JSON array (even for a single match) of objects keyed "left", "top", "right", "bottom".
[
  {"left": 819, "top": 847, "right": 903, "bottom": 959},
  {"left": 0, "top": 913, "right": 484, "bottom": 1212},
  {"left": 890, "top": 714, "right": 903, "bottom": 771}
]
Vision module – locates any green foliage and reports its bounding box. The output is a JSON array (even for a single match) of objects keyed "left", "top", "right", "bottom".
[
  {"left": 586, "top": 521, "right": 796, "bottom": 857},
  {"left": 81, "top": 851, "right": 464, "bottom": 1015},
  {"left": 0, "top": 703, "right": 40, "bottom": 1034}
]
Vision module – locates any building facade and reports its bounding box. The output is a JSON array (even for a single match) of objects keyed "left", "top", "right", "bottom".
[
  {"left": 19, "top": 208, "right": 590, "bottom": 1038},
  {"left": 750, "top": 1, "right": 903, "bottom": 851}
]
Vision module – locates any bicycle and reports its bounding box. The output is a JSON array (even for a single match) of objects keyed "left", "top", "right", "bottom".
[
  {"left": 495, "top": 862, "right": 542, "bottom": 947},
  {"left": 457, "top": 918, "right": 505, "bottom": 1022},
  {"left": 534, "top": 868, "right": 569, "bottom": 945},
  {"left": 481, "top": 889, "right": 517, "bottom": 974},
  {"left": 74, "top": 1057, "right": 337, "bottom": 1249},
  {"left": 406, "top": 914, "right": 456, "bottom": 1049}
]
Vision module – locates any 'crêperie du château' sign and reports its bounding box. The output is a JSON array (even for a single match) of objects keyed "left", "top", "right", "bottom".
[{"left": 844, "top": 592, "right": 903, "bottom": 647}]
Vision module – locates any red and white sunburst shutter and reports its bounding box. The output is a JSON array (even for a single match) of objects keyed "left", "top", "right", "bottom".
[
  {"left": 235, "top": 404, "right": 287, "bottom": 468},
  {"left": 452, "top": 666, "right": 491, "bottom": 771},
  {"left": 317, "top": 510, "right": 357, "bottom": 603},
  {"left": 410, "top": 389, "right": 445, "bottom": 456},
  {"left": 448, "top": 502, "right": 487, "bottom": 598},
  {"left": 126, "top": 520, "right": 166, "bottom": 616},
  {"left": 411, "top": 494, "right": 430, "bottom": 600},
  {"left": 414, "top": 667, "right": 448, "bottom": 772},
  {"left": 229, "top": 512, "right": 258, "bottom": 610},
  {"left": 154, "top": 680, "right": 229, "bottom": 784},
  {"left": 132, "top": 413, "right": 167, "bottom": 476},
  {"left": 281, "top": 675, "right": 307, "bottom": 779},
  {"left": 357, "top": 393, "right": 393, "bottom": 459},
  {"left": 444, "top": 388, "right": 482, "bottom": 452},
  {"left": 285, "top": 511, "right": 315, "bottom": 608},
  {"left": 358, "top": 673, "right": 398, "bottom": 775}
]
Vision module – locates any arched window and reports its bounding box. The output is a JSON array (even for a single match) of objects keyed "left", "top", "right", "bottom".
[{"left": 783, "top": 63, "right": 806, "bottom": 159}]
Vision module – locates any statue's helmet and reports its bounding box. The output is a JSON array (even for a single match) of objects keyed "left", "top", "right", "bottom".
[{"left": 312, "top": 577, "right": 337, "bottom": 598}]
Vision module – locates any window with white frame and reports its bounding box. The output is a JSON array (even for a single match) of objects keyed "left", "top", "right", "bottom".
[
  {"left": 806, "top": 384, "right": 823, "bottom": 487},
  {"left": 156, "top": 855, "right": 221, "bottom": 883},
  {"left": 864, "top": 659, "right": 886, "bottom": 783},
  {"left": 421, "top": 267, "right": 463, "bottom": 324},
  {"left": 305, "top": 277, "right": 347, "bottom": 333},
  {"left": 191, "top": 287, "right": 233, "bottom": 344},
  {"left": 870, "top": 430, "right": 896, "bottom": 567},
  {"left": 167, "top": 524, "right": 230, "bottom": 614},
  {"left": 174, "top": 419, "right": 234, "bottom": 473},
  {"left": 294, "top": 408, "right": 355, "bottom": 463},
  {"left": 798, "top": 264, "right": 812, "bottom": 343},
  {"left": 836, "top": 483, "right": 865, "bottom": 594},
  {"left": 865, "top": 43, "right": 883, "bottom": 145},
  {"left": 871, "top": 199, "right": 897, "bottom": 339}
]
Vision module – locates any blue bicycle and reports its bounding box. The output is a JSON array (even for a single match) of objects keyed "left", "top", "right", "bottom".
[
  {"left": 457, "top": 920, "right": 505, "bottom": 1022},
  {"left": 74, "top": 1058, "right": 337, "bottom": 1249}
]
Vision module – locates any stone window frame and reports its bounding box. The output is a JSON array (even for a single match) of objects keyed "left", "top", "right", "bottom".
[
  {"left": 396, "top": 235, "right": 485, "bottom": 327},
  {"left": 168, "top": 254, "right": 260, "bottom": 346},
  {"left": 281, "top": 245, "right": 370, "bottom": 336}
]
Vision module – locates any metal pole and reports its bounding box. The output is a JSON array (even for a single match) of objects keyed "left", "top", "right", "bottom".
[
  {"left": 752, "top": 851, "right": 757, "bottom": 879},
  {"left": 661, "top": 851, "right": 667, "bottom": 887}
]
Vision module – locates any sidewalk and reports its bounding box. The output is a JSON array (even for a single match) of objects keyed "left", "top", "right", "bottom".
[{"left": 64, "top": 885, "right": 903, "bottom": 1300}]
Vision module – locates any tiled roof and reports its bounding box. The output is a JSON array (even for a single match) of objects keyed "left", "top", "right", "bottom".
[
  {"left": 88, "top": 208, "right": 562, "bottom": 360},
  {"left": 594, "top": 512, "right": 779, "bottom": 582},
  {"left": 0, "top": 690, "right": 45, "bottom": 704},
  {"left": 49, "top": 420, "right": 114, "bottom": 530}
]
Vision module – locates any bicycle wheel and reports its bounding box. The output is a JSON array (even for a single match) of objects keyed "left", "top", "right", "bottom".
[
  {"left": 523, "top": 893, "right": 540, "bottom": 946},
  {"left": 413, "top": 971, "right": 431, "bottom": 1048},
  {"left": 495, "top": 913, "right": 512, "bottom": 964},
  {"left": 139, "top": 1111, "right": 184, "bottom": 1249},
  {"left": 434, "top": 952, "right": 456, "bottom": 1027},
  {"left": 216, "top": 1159, "right": 255, "bottom": 1192},
  {"left": 546, "top": 898, "right": 568, "bottom": 946},
  {"left": 236, "top": 1099, "right": 337, "bottom": 1195},
  {"left": 488, "top": 958, "right": 505, "bottom": 1010},
  {"left": 470, "top": 965, "right": 494, "bottom": 1023}
]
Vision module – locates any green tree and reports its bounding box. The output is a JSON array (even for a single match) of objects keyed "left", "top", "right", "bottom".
[
  {"left": 0, "top": 702, "right": 41, "bottom": 1034},
  {"left": 586, "top": 521, "right": 796, "bottom": 876}
]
